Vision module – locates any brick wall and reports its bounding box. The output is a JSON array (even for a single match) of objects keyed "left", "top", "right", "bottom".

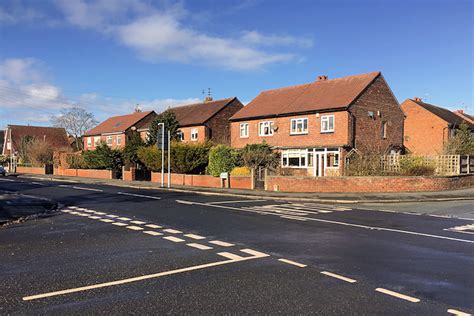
[
  {"left": 349, "top": 75, "right": 404, "bottom": 153},
  {"left": 401, "top": 99, "right": 449, "bottom": 156},
  {"left": 230, "top": 111, "right": 350, "bottom": 148},
  {"left": 266, "top": 174, "right": 474, "bottom": 193},
  {"left": 54, "top": 167, "right": 114, "bottom": 179},
  {"left": 151, "top": 172, "right": 252, "bottom": 189},
  {"left": 207, "top": 98, "right": 244, "bottom": 145},
  {"left": 16, "top": 166, "right": 46, "bottom": 175}
]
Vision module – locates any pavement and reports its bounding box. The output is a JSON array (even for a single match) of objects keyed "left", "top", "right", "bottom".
[
  {"left": 14, "top": 173, "right": 474, "bottom": 204},
  {"left": 0, "top": 176, "right": 473, "bottom": 314}
]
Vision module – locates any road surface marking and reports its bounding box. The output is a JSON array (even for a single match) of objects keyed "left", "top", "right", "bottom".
[
  {"left": 143, "top": 231, "right": 163, "bottom": 236},
  {"left": 68, "top": 206, "right": 79, "bottom": 209},
  {"left": 240, "top": 249, "right": 269, "bottom": 257},
  {"left": 375, "top": 288, "right": 420, "bottom": 303},
  {"left": 130, "top": 220, "right": 146, "bottom": 225},
  {"left": 187, "top": 243, "right": 213, "bottom": 250},
  {"left": 117, "top": 217, "right": 131, "bottom": 221},
  {"left": 31, "top": 181, "right": 46, "bottom": 186},
  {"left": 184, "top": 234, "right": 206, "bottom": 240},
  {"left": 145, "top": 224, "right": 162, "bottom": 229},
  {"left": 447, "top": 309, "right": 472, "bottom": 316},
  {"left": 218, "top": 252, "right": 244, "bottom": 260},
  {"left": 81, "top": 209, "right": 95, "bottom": 213},
  {"left": 321, "top": 271, "right": 357, "bottom": 283},
  {"left": 117, "top": 192, "right": 161, "bottom": 200},
  {"left": 209, "top": 240, "right": 234, "bottom": 247},
  {"left": 112, "top": 222, "right": 128, "bottom": 227},
  {"left": 22, "top": 253, "right": 267, "bottom": 301},
  {"left": 182, "top": 200, "right": 474, "bottom": 244},
  {"left": 278, "top": 258, "right": 307, "bottom": 268},
  {"left": 61, "top": 210, "right": 70, "bottom": 213},
  {"left": 72, "top": 186, "right": 103, "bottom": 192},
  {"left": 58, "top": 184, "right": 71, "bottom": 187},
  {"left": 107, "top": 215, "right": 119, "bottom": 218},
  {"left": 163, "top": 236, "right": 185, "bottom": 242},
  {"left": 280, "top": 215, "right": 308, "bottom": 221},
  {"left": 126, "top": 226, "right": 144, "bottom": 231},
  {"left": 100, "top": 219, "right": 114, "bottom": 223},
  {"left": 163, "top": 229, "right": 182, "bottom": 234},
  {"left": 0, "top": 178, "right": 15, "bottom": 181},
  {"left": 444, "top": 224, "right": 474, "bottom": 235},
  {"left": 88, "top": 216, "right": 101, "bottom": 219},
  {"left": 77, "top": 213, "right": 89, "bottom": 217},
  {"left": 208, "top": 200, "right": 267, "bottom": 204}
]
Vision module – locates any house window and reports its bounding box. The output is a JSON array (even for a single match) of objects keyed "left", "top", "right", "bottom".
[
  {"left": 381, "top": 121, "right": 387, "bottom": 139},
  {"left": 116, "top": 135, "right": 122, "bottom": 145},
  {"left": 321, "top": 115, "right": 335, "bottom": 133},
  {"left": 290, "top": 118, "right": 308, "bottom": 135},
  {"left": 87, "top": 137, "right": 92, "bottom": 147},
  {"left": 106, "top": 136, "right": 113, "bottom": 145},
  {"left": 191, "top": 128, "right": 198, "bottom": 141},
  {"left": 281, "top": 149, "right": 308, "bottom": 168},
  {"left": 94, "top": 136, "right": 100, "bottom": 146},
  {"left": 240, "top": 123, "right": 249, "bottom": 138},
  {"left": 259, "top": 121, "right": 274, "bottom": 136},
  {"left": 326, "top": 152, "right": 340, "bottom": 167},
  {"left": 177, "top": 130, "right": 184, "bottom": 141}
]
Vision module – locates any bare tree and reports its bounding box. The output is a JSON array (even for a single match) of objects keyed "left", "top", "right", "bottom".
[{"left": 51, "top": 107, "right": 98, "bottom": 151}]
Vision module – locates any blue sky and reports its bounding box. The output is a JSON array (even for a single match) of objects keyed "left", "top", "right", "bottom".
[{"left": 0, "top": 0, "right": 472, "bottom": 129}]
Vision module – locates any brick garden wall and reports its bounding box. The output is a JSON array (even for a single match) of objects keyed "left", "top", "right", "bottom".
[
  {"left": 266, "top": 175, "right": 474, "bottom": 193},
  {"left": 151, "top": 172, "right": 252, "bottom": 189},
  {"left": 16, "top": 166, "right": 46, "bottom": 175},
  {"left": 53, "top": 167, "right": 115, "bottom": 179}
]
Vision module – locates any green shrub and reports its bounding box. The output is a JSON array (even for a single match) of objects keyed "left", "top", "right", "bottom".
[
  {"left": 82, "top": 142, "right": 123, "bottom": 170},
  {"left": 230, "top": 166, "right": 251, "bottom": 176},
  {"left": 137, "top": 146, "right": 162, "bottom": 172},
  {"left": 123, "top": 132, "right": 145, "bottom": 166},
  {"left": 66, "top": 154, "right": 86, "bottom": 169},
  {"left": 207, "top": 145, "right": 241, "bottom": 176},
  {"left": 399, "top": 156, "right": 436, "bottom": 176}
]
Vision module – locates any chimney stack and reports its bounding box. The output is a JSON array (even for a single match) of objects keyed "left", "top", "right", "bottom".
[
  {"left": 316, "top": 75, "right": 328, "bottom": 82},
  {"left": 414, "top": 97, "right": 422, "bottom": 102},
  {"left": 204, "top": 96, "right": 213, "bottom": 102}
]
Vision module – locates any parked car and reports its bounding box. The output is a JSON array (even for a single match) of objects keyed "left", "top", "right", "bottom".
[{"left": 0, "top": 166, "right": 6, "bottom": 176}]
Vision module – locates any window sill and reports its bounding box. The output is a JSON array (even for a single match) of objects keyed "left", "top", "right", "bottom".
[
  {"left": 258, "top": 134, "right": 274, "bottom": 137},
  {"left": 320, "top": 131, "right": 334, "bottom": 134},
  {"left": 290, "top": 132, "right": 309, "bottom": 136}
]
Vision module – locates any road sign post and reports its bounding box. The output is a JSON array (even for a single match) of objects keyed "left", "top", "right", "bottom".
[{"left": 167, "top": 130, "right": 171, "bottom": 188}]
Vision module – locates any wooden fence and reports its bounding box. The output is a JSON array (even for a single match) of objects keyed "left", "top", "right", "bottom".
[{"left": 382, "top": 154, "right": 472, "bottom": 175}]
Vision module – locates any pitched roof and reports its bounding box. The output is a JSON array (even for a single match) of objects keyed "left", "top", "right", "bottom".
[
  {"left": 453, "top": 110, "right": 474, "bottom": 124},
  {"left": 85, "top": 111, "right": 154, "bottom": 136},
  {"left": 409, "top": 99, "right": 474, "bottom": 128},
  {"left": 8, "top": 125, "right": 70, "bottom": 150},
  {"left": 169, "top": 97, "right": 236, "bottom": 127},
  {"left": 230, "top": 72, "right": 381, "bottom": 121}
]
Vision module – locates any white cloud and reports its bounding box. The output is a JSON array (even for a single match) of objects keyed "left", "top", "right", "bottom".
[{"left": 54, "top": 0, "right": 311, "bottom": 70}]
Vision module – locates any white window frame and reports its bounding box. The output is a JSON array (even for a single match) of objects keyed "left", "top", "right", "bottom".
[
  {"left": 177, "top": 130, "right": 184, "bottom": 141},
  {"left": 106, "top": 136, "right": 113, "bottom": 146},
  {"left": 281, "top": 149, "right": 309, "bottom": 168},
  {"left": 87, "top": 137, "right": 92, "bottom": 147},
  {"left": 116, "top": 135, "right": 122, "bottom": 145},
  {"left": 94, "top": 136, "right": 101, "bottom": 146},
  {"left": 321, "top": 115, "right": 335, "bottom": 133},
  {"left": 191, "top": 128, "right": 198, "bottom": 141},
  {"left": 240, "top": 123, "right": 249, "bottom": 138},
  {"left": 258, "top": 121, "right": 274, "bottom": 136},
  {"left": 381, "top": 121, "right": 387, "bottom": 139},
  {"left": 290, "top": 118, "right": 308, "bottom": 135}
]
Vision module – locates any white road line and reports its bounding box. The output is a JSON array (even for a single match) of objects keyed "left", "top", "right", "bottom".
[
  {"left": 321, "top": 271, "right": 357, "bottom": 283},
  {"left": 130, "top": 220, "right": 146, "bottom": 225},
  {"left": 107, "top": 215, "right": 119, "bottom": 218},
  {"left": 95, "top": 212, "right": 106, "bottom": 215},
  {"left": 126, "top": 226, "right": 144, "bottom": 231},
  {"left": 88, "top": 216, "right": 101, "bottom": 220},
  {"left": 58, "top": 184, "right": 71, "bottom": 187},
  {"left": 278, "top": 258, "right": 307, "bottom": 268},
  {"left": 184, "top": 234, "right": 206, "bottom": 240},
  {"left": 240, "top": 248, "right": 269, "bottom": 257},
  {"left": 187, "top": 243, "right": 213, "bottom": 250},
  {"left": 72, "top": 186, "right": 103, "bottom": 192},
  {"left": 447, "top": 308, "right": 472, "bottom": 316},
  {"left": 22, "top": 254, "right": 267, "bottom": 301},
  {"left": 117, "top": 217, "right": 131, "bottom": 221},
  {"left": 182, "top": 200, "right": 474, "bottom": 244},
  {"left": 280, "top": 215, "right": 308, "bottom": 221},
  {"left": 218, "top": 252, "right": 244, "bottom": 260},
  {"left": 112, "top": 222, "right": 127, "bottom": 227},
  {"left": 117, "top": 192, "right": 161, "bottom": 200},
  {"left": 100, "top": 219, "right": 114, "bottom": 223},
  {"left": 0, "top": 178, "right": 15, "bottom": 181},
  {"left": 163, "top": 236, "right": 185, "bottom": 243},
  {"left": 81, "top": 209, "right": 96, "bottom": 213},
  {"left": 375, "top": 288, "right": 420, "bottom": 303},
  {"left": 68, "top": 206, "right": 79, "bottom": 209},
  {"left": 31, "top": 181, "right": 46, "bottom": 186},
  {"left": 209, "top": 240, "right": 234, "bottom": 247},
  {"left": 145, "top": 224, "right": 162, "bottom": 229},
  {"left": 163, "top": 229, "right": 182, "bottom": 234},
  {"left": 143, "top": 231, "right": 163, "bottom": 236},
  {"left": 208, "top": 200, "right": 267, "bottom": 204}
]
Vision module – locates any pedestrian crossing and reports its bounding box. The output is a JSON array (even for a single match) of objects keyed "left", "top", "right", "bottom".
[{"left": 241, "top": 203, "right": 352, "bottom": 220}]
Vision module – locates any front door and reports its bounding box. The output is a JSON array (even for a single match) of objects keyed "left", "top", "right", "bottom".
[{"left": 313, "top": 152, "right": 324, "bottom": 177}]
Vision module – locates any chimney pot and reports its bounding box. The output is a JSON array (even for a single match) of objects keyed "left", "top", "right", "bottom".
[
  {"left": 414, "top": 97, "right": 422, "bottom": 102},
  {"left": 204, "top": 96, "right": 213, "bottom": 102},
  {"left": 317, "top": 75, "right": 328, "bottom": 82}
]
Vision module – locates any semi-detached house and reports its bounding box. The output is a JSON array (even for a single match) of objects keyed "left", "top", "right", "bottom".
[{"left": 230, "top": 71, "right": 404, "bottom": 176}]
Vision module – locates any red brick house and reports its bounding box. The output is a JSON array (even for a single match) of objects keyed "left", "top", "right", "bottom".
[
  {"left": 2, "top": 125, "right": 70, "bottom": 156},
  {"left": 170, "top": 97, "right": 244, "bottom": 145},
  {"left": 401, "top": 98, "right": 474, "bottom": 156},
  {"left": 230, "top": 72, "right": 404, "bottom": 176},
  {"left": 83, "top": 110, "right": 156, "bottom": 150},
  {"left": 453, "top": 110, "right": 474, "bottom": 124}
]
